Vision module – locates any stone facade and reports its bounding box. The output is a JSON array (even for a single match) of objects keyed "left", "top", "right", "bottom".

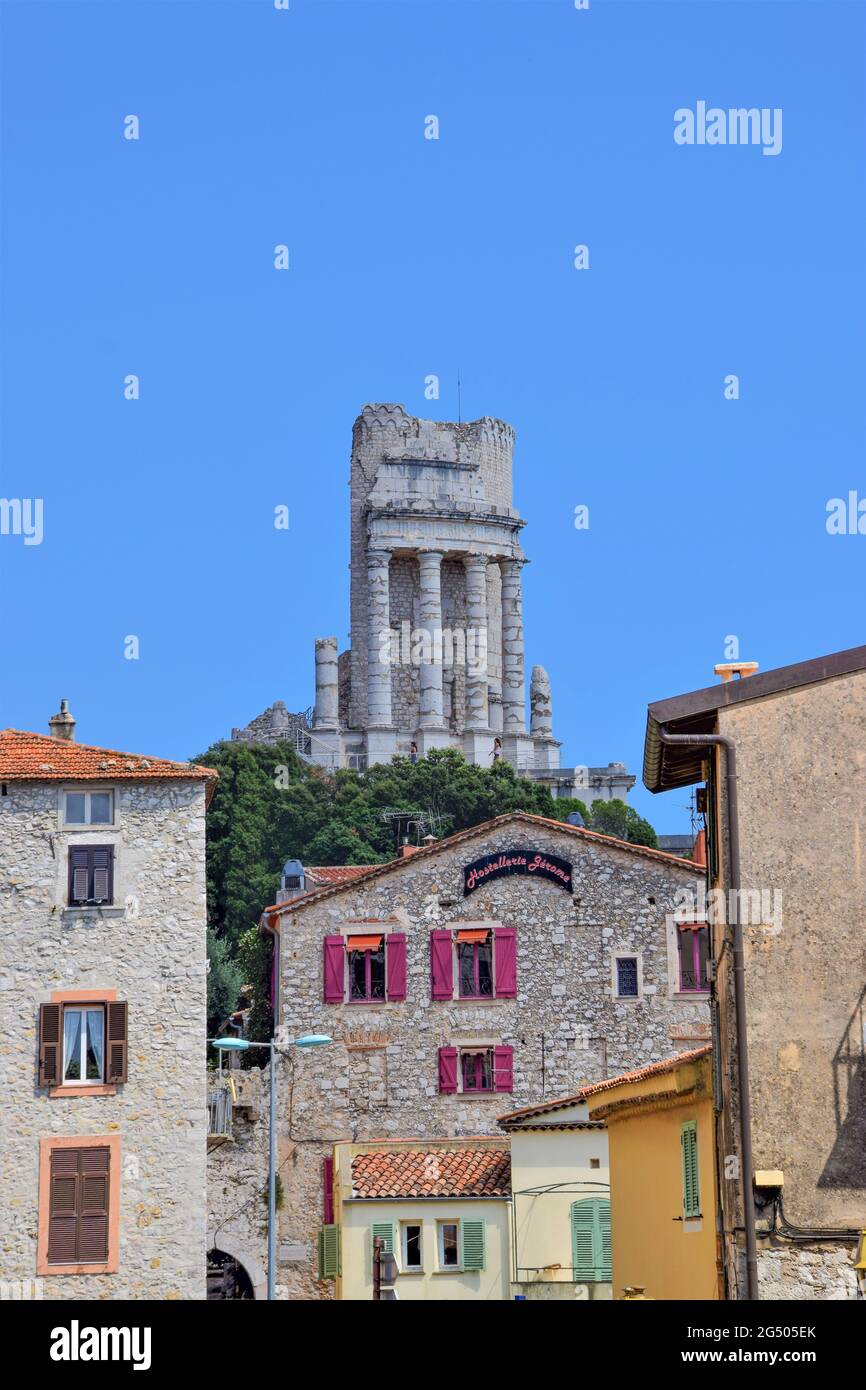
[
  {"left": 0, "top": 731, "right": 211, "bottom": 1300},
  {"left": 231, "top": 404, "right": 635, "bottom": 803},
  {"left": 263, "top": 813, "right": 706, "bottom": 1299}
]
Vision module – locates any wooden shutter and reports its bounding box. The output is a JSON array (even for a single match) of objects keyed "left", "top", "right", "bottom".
[
  {"left": 322, "top": 1156, "right": 334, "bottom": 1225},
  {"left": 681, "top": 1120, "right": 700, "bottom": 1217},
  {"left": 39, "top": 1003, "right": 62, "bottom": 1086},
  {"left": 106, "top": 1001, "right": 128, "bottom": 1083},
  {"left": 430, "top": 929, "right": 453, "bottom": 999},
  {"left": 461, "top": 1219, "right": 486, "bottom": 1271},
  {"left": 493, "top": 927, "right": 517, "bottom": 997},
  {"left": 370, "top": 1221, "right": 394, "bottom": 1272},
  {"left": 493, "top": 1045, "right": 514, "bottom": 1093},
  {"left": 47, "top": 1146, "right": 110, "bottom": 1265},
  {"left": 438, "top": 1046, "right": 458, "bottom": 1093},
  {"left": 385, "top": 933, "right": 407, "bottom": 1001},
  {"left": 68, "top": 845, "right": 114, "bottom": 906},
  {"left": 91, "top": 847, "right": 113, "bottom": 904},
  {"left": 571, "top": 1198, "right": 611, "bottom": 1282},
  {"left": 318, "top": 1223, "right": 340, "bottom": 1279},
  {"left": 323, "top": 936, "right": 345, "bottom": 1002},
  {"left": 69, "top": 847, "right": 90, "bottom": 905}
]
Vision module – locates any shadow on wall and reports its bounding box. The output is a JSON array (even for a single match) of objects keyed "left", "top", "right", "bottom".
[{"left": 818, "top": 986, "right": 866, "bottom": 1190}]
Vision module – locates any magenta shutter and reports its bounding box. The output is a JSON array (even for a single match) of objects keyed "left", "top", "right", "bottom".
[
  {"left": 386, "top": 933, "right": 407, "bottom": 1001},
  {"left": 323, "top": 936, "right": 345, "bottom": 1002},
  {"left": 493, "top": 1045, "right": 514, "bottom": 1092},
  {"left": 438, "top": 1046, "right": 458, "bottom": 1093},
  {"left": 430, "top": 930, "right": 453, "bottom": 1000},
  {"left": 494, "top": 927, "right": 517, "bottom": 998},
  {"left": 322, "top": 1156, "right": 334, "bottom": 1224}
]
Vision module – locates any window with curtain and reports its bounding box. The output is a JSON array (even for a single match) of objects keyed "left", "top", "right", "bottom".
[{"left": 62, "top": 1007, "right": 105, "bottom": 1083}]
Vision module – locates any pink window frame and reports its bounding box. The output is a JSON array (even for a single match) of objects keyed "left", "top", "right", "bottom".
[
  {"left": 460, "top": 1049, "right": 493, "bottom": 1093},
  {"left": 347, "top": 944, "right": 385, "bottom": 1002},
  {"left": 457, "top": 936, "right": 493, "bottom": 1000},
  {"left": 677, "top": 924, "right": 710, "bottom": 993}
]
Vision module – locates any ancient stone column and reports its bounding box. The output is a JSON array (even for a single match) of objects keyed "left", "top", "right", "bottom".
[
  {"left": 366, "top": 549, "right": 392, "bottom": 726},
  {"left": 463, "top": 555, "right": 489, "bottom": 729},
  {"left": 500, "top": 558, "right": 526, "bottom": 733},
  {"left": 530, "top": 664, "right": 552, "bottom": 736},
  {"left": 418, "top": 549, "right": 444, "bottom": 728},
  {"left": 314, "top": 637, "right": 340, "bottom": 728}
]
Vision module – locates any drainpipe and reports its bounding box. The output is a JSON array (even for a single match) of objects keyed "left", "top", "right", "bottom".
[{"left": 658, "top": 728, "right": 759, "bottom": 1301}]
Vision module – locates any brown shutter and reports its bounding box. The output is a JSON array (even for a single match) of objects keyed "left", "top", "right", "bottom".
[
  {"left": 106, "top": 1001, "right": 128, "bottom": 1083},
  {"left": 39, "top": 1003, "right": 62, "bottom": 1086},
  {"left": 78, "top": 1148, "right": 110, "bottom": 1263},
  {"left": 69, "top": 847, "right": 90, "bottom": 905},
  {"left": 47, "top": 1149, "right": 80, "bottom": 1264},
  {"left": 91, "top": 847, "right": 113, "bottom": 904}
]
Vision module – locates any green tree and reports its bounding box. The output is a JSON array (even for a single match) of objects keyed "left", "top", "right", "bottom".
[
  {"left": 588, "top": 798, "right": 658, "bottom": 849},
  {"left": 207, "top": 926, "right": 243, "bottom": 1037}
]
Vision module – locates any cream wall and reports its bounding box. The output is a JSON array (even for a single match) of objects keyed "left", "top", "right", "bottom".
[
  {"left": 509, "top": 1108, "right": 609, "bottom": 1290},
  {"left": 337, "top": 1200, "right": 510, "bottom": 1301},
  {"left": 605, "top": 1096, "right": 718, "bottom": 1301}
]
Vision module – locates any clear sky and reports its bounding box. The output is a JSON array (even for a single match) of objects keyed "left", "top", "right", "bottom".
[{"left": 1, "top": 0, "right": 863, "bottom": 832}]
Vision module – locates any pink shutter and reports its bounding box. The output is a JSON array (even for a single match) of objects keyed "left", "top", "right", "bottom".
[
  {"left": 323, "top": 936, "right": 345, "bottom": 1002},
  {"left": 386, "top": 933, "right": 407, "bottom": 1001},
  {"left": 430, "top": 930, "right": 453, "bottom": 1000},
  {"left": 322, "top": 1156, "right": 334, "bottom": 1225},
  {"left": 493, "top": 1045, "right": 514, "bottom": 1092},
  {"left": 494, "top": 927, "right": 517, "bottom": 998},
  {"left": 438, "top": 1046, "right": 458, "bottom": 1094}
]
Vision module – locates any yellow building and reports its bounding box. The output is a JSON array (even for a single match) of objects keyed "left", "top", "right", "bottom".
[
  {"left": 325, "top": 1138, "right": 511, "bottom": 1300},
  {"left": 499, "top": 1095, "right": 611, "bottom": 1300},
  {"left": 584, "top": 1046, "right": 722, "bottom": 1300}
]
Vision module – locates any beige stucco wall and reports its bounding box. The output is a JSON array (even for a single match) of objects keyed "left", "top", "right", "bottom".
[
  {"left": 509, "top": 1110, "right": 610, "bottom": 1293},
  {"left": 336, "top": 1197, "right": 510, "bottom": 1301}
]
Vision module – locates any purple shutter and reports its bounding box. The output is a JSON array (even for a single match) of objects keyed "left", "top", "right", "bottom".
[
  {"left": 386, "top": 933, "right": 407, "bottom": 1001},
  {"left": 494, "top": 927, "right": 517, "bottom": 998},
  {"left": 493, "top": 1045, "right": 514, "bottom": 1093},
  {"left": 438, "top": 1046, "right": 458, "bottom": 1094},
  {"left": 430, "top": 930, "right": 453, "bottom": 1000},
  {"left": 322, "top": 1156, "right": 334, "bottom": 1225},
  {"left": 323, "top": 936, "right": 345, "bottom": 1002}
]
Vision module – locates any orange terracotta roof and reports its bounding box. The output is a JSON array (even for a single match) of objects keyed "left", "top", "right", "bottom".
[
  {"left": 351, "top": 1145, "right": 511, "bottom": 1199},
  {"left": 307, "top": 865, "right": 378, "bottom": 885},
  {"left": 264, "top": 811, "right": 703, "bottom": 916},
  {"left": 498, "top": 1091, "right": 593, "bottom": 1125},
  {"left": 581, "top": 1045, "right": 712, "bottom": 1099},
  {"left": 0, "top": 730, "right": 218, "bottom": 803}
]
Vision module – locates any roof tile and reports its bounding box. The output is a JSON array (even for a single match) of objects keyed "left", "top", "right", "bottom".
[{"left": 351, "top": 1145, "right": 511, "bottom": 1199}]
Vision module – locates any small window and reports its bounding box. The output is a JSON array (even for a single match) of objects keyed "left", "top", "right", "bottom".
[
  {"left": 64, "top": 790, "right": 114, "bottom": 826},
  {"left": 457, "top": 934, "right": 493, "bottom": 999},
  {"left": 68, "top": 846, "right": 114, "bottom": 906},
  {"left": 438, "top": 1222, "right": 459, "bottom": 1269},
  {"left": 616, "top": 956, "right": 639, "bottom": 998},
  {"left": 63, "top": 1008, "right": 105, "bottom": 1084},
  {"left": 347, "top": 939, "right": 385, "bottom": 1002},
  {"left": 402, "top": 1223, "right": 422, "bottom": 1271},
  {"left": 589, "top": 1158, "right": 600, "bottom": 1170},
  {"left": 461, "top": 1049, "right": 493, "bottom": 1093},
  {"left": 39, "top": 1000, "right": 128, "bottom": 1088},
  {"left": 678, "top": 925, "right": 710, "bottom": 992}
]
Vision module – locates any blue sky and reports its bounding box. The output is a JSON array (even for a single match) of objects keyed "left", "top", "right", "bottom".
[{"left": 1, "top": 0, "right": 863, "bottom": 832}]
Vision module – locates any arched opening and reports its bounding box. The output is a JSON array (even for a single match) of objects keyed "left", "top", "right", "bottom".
[{"left": 207, "top": 1247, "right": 255, "bottom": 1300}]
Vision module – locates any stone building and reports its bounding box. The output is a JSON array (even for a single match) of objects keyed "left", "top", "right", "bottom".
[
  {"left": 244, "top": 809, "right": 706, "bottom": 1299},
  {"left": 0, "top": 704, "right": 216, "bottom": 1300},
  {"left": 644, "top": 645, "right": 866, "bottom": 1300},
  {"left": 232, "top": 404, "right": 634, "bottom": 804}
]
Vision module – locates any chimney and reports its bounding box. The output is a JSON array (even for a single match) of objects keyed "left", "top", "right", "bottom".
[
  {"left": 399, "top": 844, "right": 420, "bottom": 858},
  {"left": 713, "top": 662, "right": 759, "bottom": 684},
  {"left": 48, "top": 699, "right": 76, "bottom": 742}
]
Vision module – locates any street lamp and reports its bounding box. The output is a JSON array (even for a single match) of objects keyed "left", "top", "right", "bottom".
[{"left": 211, "top": 1033, "right": 332, "bottom": 1300}]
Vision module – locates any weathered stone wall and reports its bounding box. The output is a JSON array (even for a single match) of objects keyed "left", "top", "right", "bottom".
[
  {"left": 0, "top": 778, "right": 208, "bottom": 1300},
  {"left": 757, "top": 1242, "right": 859, "bottom": 1301},
  {"left": 271, "top": 819, "right": 706, "bottom": 1298}
]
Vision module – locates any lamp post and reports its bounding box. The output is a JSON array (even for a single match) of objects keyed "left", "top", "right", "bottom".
[{"left": 211, "top": 1033, "right": 331, "bottom": 1300}]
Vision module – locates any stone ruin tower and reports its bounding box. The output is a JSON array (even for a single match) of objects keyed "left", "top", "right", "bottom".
[{"left": 233, "top": 404, "right": 634, "bottom": 802}]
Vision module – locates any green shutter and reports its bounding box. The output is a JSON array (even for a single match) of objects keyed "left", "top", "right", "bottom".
[
  {"left": 319, "top": 1223, "right": 340, "bottom": 1279},
  {"left": 571, "top": 1198, "right": 611, "bottom": 1282},
  {"left": 461, "top": 1219, "right": 486, "bottom": 1271},
  {"left": 370, "top": 1221, "right": 395, "bottom": 1272},
  {"left": 681, "top": 1121, "right": 700, "bottom": 1217}
]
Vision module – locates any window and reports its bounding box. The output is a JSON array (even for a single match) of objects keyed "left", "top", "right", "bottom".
[
  {"left": 62, "top": 1008, "right": 104, "bottom": 1084},
  {"left": 402, "top": 1223, "right": 422, "bottom": 1271},
  {"left": 39, "top": 1000, "right": 128, "bottom": 1089},
  {"left": 678, "top": 925, "right": 710, "bottom": 992},
  {"left": 616, "top": 956, "right": 639, "bottom": 998},
  {"left": 438, "top": 1222, "right": 459, "bottom": 1269},
  {"left": 571, "top": 1198, "right": 611, "bottom": 1282},
  {"left": 68, "top": 846, "right": 114, "bottom": 906},
  {"left": 457, "top": 932, "right": 493, "bottom": 998},
  {"left": 589, "top": 1158, "right": 600, "bottom": 1170},
  {"left": 680, "top": 1120, "right": 701, "bottom": 1218},
  {"left": 37, "top": 1135, "right": 121, "bottom": 1275},
  {"left": 461, "top": 1049, "right": 493, "bottom": 1092},
  {"left": 64, "top": 790, "right": 113, "bottom": 826},
  {"left": 348, "top": 939, "right": 385, "bottom": 1002}
]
